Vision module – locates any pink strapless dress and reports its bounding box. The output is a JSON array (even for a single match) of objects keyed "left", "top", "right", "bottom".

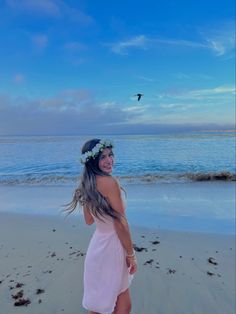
[{"left": 82, "top": 214, "right": 133, "bottom": 314}]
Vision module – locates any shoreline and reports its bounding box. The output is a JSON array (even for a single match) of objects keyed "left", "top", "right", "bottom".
[
  {"left": 1, "top": 210, "right": 234, "bottom": 237},
  {"left": 0, "top": 170, "right": 235, "bottom": 186},
  {"left": 0, "top": 212, "right": 235, "bottom": 314},
  {"left": 0, "top": 181, "right": 235, "bottom": 235}
]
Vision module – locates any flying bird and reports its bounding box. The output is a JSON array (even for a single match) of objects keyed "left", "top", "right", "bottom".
[{"left": 134, "top": 93, "right": 144, "bottom": 101}]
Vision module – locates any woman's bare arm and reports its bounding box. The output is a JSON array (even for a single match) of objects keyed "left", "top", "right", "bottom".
[
  {"left": 97, "top": 176, "right": 134, "bottom": 255},
  {"left": 97, "top": 176, "right": 137, "bottom": 274},
  {"left": 83, "top": 206, "right": 94, "bottom": 225}
]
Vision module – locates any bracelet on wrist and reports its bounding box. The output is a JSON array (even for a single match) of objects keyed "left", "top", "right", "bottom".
[{"left": 126, "top": 251, "right": 136, "bottom": 258}]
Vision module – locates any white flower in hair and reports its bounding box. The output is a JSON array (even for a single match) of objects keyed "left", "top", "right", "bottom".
[{"left": 80, "top": 139, "right": 113, "bottom": 164}]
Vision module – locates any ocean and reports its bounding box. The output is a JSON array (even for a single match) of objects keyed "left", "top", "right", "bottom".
[
  {"left": 0, "top": 132, "right": 235, "bottom": 186},
  {"left": 0, "top": 132, "right": 235, "bottom": 234}
]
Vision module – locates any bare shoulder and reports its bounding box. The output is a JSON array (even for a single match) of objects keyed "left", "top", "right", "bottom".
[
  {"left": 96, "top": 175, "right": 120, "bottom": 197},
  {"left": 96, "top": 175, "right": 125, "bottom": 214}
]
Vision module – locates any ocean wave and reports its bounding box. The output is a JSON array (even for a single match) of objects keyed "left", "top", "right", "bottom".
[
  {"left": 183, "top": 172, "right": 236, "bottom": 182},
  {"left": 118, "top": 172, "right": 236, "bottom": 183},
  {"left": 0, "top": 175, "right": 79, "bottom": 186},
  {"left": 0, "top": 171, "right": 235, "bottom": 186}
]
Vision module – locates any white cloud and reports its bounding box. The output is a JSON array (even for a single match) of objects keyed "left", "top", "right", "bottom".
[
  {"left": 0, "top": 91, "right": 234, "bottom": 135},
  {"left": 109, "top": 21, "right": 235, "bottom": 57},
  {"left": 206, "top": 39, "right": 225, "bottom": 56},
  {"left": 37, "top": 89, "right": 95, "bottom": 111},
  {"left": 98, "top": 102, "right": 117, "bottom": 109},
  {"left": 201, "top": 21, "right": 235, "bottom": 56},
  {"left": 110, "top": 35, "right": 148, "bottom": 55},
  {"left": 159, "top": 103, "right": 195, "bottom": 110},
  {"left": 109, "top": 35, "right": 206, "bottom": 55},
  {"left": 122, "top": 105, "right": 150, "bottom": 114},
  {"left": 0, "top": 91, "right": 133, "bottom": 135},
  {"left": 153, "top": 38, "right": 206, "bottom": 49},
  {"left": 163, "top": 85, "right": 235, "bottom": 101},
  {"left": 189, "top": 86, "right": 235, "bottom": 97}
]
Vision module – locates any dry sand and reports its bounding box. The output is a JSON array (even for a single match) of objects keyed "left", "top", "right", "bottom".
[{"left": 0, "top": 212, "right": 235, "bottom": 314}]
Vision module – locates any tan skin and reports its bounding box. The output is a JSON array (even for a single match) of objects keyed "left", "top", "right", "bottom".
[{"left": 83, "top": 148, "right": 137, "bottom": 314}]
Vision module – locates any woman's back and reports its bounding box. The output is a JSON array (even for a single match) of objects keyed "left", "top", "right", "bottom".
[{"left": 92, "top": 213, "right": 116, "bottom": 235}]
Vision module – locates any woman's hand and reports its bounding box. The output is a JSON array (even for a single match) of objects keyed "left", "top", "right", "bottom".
[{"left": 126, "top": 255, "right": 137, "bottom": 274}]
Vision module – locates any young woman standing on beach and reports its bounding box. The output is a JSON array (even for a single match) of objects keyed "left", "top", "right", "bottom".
[{"left": 66, "top": 138, "right": 137, "bottom": 314}]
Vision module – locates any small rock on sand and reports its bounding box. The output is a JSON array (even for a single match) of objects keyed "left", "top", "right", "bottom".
[{"left": 14, "top": 298, "right": 31, "bottom": 306}]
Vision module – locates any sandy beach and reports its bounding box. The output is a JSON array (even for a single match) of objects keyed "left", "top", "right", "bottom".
[{"left": 0, "top": 211, "right": 235, "bottom": 314}]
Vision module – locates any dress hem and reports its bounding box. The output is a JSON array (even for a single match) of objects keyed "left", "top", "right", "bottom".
[{"left": 83, "top": 281, "right": 132, "bottom": 314}]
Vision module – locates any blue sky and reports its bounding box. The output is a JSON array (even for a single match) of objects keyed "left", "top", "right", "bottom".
[{"left": 0, "top": 0, "right": 235, "bottom": 135}]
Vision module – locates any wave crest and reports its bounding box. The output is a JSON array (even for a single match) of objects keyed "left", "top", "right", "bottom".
[
  {"left": 184, "top": 172, "right": 236, "bottom": 182},
  {"left": 118, "top": 171, "right": 236, "bottom": 183},
  {"left": 0, "top": 171, "right": 235, "bottom": 186}
]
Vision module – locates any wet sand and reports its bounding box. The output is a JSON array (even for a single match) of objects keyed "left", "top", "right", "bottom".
[
  {"left": 0, "top": 181, "right": 235, "bottom": 234},
  {"left": 0, "top": 212, "right": 235, "bottom": 314}
]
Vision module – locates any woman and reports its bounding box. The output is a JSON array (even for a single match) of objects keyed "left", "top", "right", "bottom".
[{"left": 66, "top": 138, "right": 137, "bottom": 314}]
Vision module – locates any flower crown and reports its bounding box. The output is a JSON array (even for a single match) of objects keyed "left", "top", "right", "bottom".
[{"left": 80, "top": 139, "right": 113, "bottom": 164}]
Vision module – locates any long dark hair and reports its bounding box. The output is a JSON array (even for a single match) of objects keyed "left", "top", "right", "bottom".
[{"left": 64, "top": 138, "right": 121, "bottom": 220}]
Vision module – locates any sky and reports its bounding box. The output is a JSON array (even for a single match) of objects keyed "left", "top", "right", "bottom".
[{"left": 0, "top": 0, "right": 235, "bottom": 135}]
